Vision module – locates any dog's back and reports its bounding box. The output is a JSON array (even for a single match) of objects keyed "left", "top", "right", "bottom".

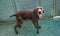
[
  {"left": 18, "top": 10, "right": 34, "bottom": 20},
  {"left": 10, "top": 10, "right": 34, "bottom": 20}
]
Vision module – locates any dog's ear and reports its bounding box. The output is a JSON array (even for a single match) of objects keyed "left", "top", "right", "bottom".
[{"left": 33, "top": 8, "right": 38, "bottom": 15}]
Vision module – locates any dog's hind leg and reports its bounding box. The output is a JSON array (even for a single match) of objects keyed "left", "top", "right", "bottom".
[
  {"left": 14, "top": 24, "right": 19, "bottom": 34},
  {"left": 14, "top": 14, "right": 23, "bottom": 34},
  {"left": 14, "top": 18, "right": 23, "bottom": 34}
]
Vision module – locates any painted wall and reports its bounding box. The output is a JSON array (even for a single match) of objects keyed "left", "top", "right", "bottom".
[
  {"left": 0, "top": 0, "right": 14, "bottom": 21},
  {"left": 0, "top": 0, "right": 58, "bottom": 21},
  {"left": 56, "top": 0, "right": 60, "bottom": 16}
]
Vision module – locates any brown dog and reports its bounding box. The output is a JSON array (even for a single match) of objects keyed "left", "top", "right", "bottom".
[{"left": 10, "top": 6, "right": 44, "bottom": 34}]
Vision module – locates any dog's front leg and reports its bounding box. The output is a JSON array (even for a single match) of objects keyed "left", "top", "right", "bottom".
[
  {"left": 32, "top": 19, "right": 39, "bottom": 34},
  {"left": 36, "top": 20, "right": 41, "bottom": 28}
]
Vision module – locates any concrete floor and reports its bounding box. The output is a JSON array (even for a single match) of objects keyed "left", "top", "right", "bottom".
[{"left": 0, "top": 19, "right": 60, "bottom": 36}]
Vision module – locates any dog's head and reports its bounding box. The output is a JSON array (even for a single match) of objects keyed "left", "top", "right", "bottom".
[{"left": 33, "top": 6, "right": 44, "bottom": 18}]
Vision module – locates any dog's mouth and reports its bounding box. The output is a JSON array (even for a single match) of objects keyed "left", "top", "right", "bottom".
[
  {"left": 38, "top": 12, "right": 41, "bottom": 14},
  {"left": 38, "top": 13, "right": 42, "bottom": 18}
]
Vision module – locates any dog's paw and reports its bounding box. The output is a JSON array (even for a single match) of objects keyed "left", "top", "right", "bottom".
[
  {"left": 37, "top": 31, "right": 39, "bottom": 34},
  {"left": 18, "top": 26, "right": 21, "bottom": 28},
  {"left": 38, "top": 26, "right": 41, "bottom": 29},
  {"left": 16, "top": 32, "right": 18, "bottom": 34}
]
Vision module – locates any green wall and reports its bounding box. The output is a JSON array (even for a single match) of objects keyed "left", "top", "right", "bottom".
[
  {"left": 0, "top": 0, "right": 57, "bottom": 21},
  {"left": 0, "top": 0, "right": 14, "bottom": 21},
  {"left": 56, "top": 0, "right": 60, "bottom": 16}
]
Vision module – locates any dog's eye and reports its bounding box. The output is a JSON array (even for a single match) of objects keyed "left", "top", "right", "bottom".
[{"left": 39, "top": 12, "right": 41, "bottom": 14}]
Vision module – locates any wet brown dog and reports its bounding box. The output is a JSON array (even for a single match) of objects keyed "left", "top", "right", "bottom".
[{"left": 10, "top": 6, "right": 44, "bottom": 34}]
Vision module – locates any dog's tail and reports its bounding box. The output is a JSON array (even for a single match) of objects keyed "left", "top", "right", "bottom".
[{"left": 10, "top": 14, "right": 16, "bottom": 18}]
